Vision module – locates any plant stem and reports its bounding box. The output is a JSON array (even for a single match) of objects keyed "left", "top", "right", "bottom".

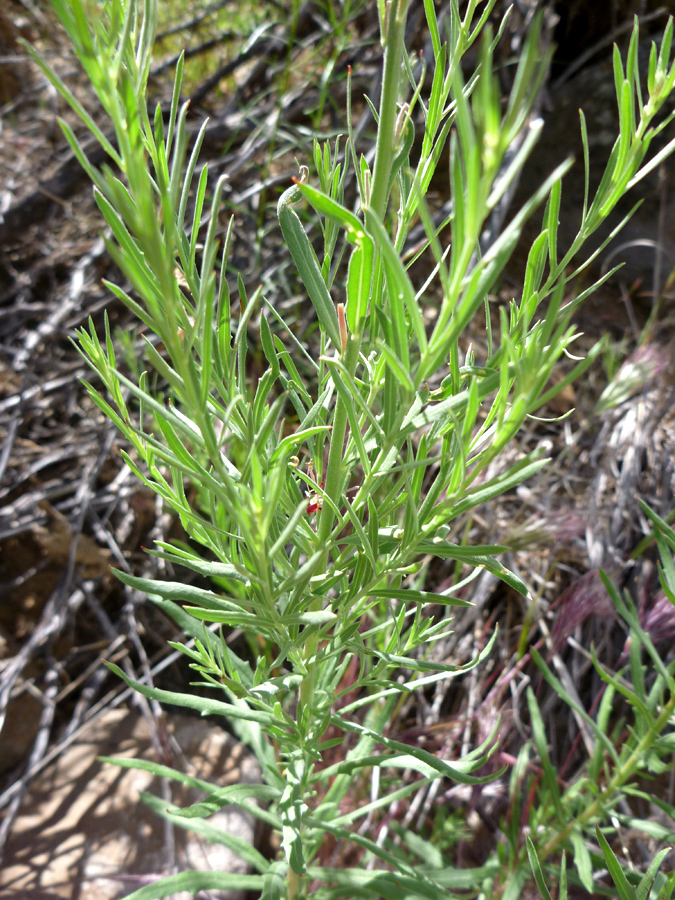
[
  {"left": 316, "top": 0, "right": 410, "bottom": 551},
  {"left": 368, "top": 0, "right": 410, "bottom": 220},
  {"left": 538, "top": 687, "right": 675, "bottom": 861},
  {"left": 294, "top": 3, "right": 413, "bottom": 847},
  {"left": 299, "top": 335, "right": 363, "bottom": 736},
  {"left": 298, "top": 3, "right": 412, "bottom": 760},
  {"left": 288, "top": 867, "right": 300, "bottom": 900}
]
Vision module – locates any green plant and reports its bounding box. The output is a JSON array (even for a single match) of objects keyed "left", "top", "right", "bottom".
[
  {"left": 513, "top": 505, "right": 675, "bottom": 900},
  {"left": 425, "top": 499, "right": 675, "bottom": 900},
  {"left": 27, "top": 0, "right": 675, "bottom": 897},
  {"left": 528, "top": 830, "right": 674, "bottom": 900}
]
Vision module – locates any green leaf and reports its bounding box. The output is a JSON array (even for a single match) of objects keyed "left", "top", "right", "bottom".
[
  {"left": 277, "top": 182, "right": 341, "bottom": 348},
  {"left": 376, "top": 339, "right": 416, "bottom": 393},
  {"left": 297, "top": 181, "right": 364, "bottom": 240},
  {"left": 261, "top": 861, "right": 288, "bottom": 900},
  {"left": 527, "top": 687, "right": 564, "bottom": 823},
  {"left": 570, "top": 829, "right": 594, "bottom": 894},
  {"left": 99, "top": 755, "right": 281, "bottom": 824},
  {"left": 116, "top": 871, "right": 265, "bottom": 900},
  {"left": 346, "top": 239, "right": 374, "bottom": 333},
  {"left": 596, "top": 825, "right": 634, "bottom": 900},
  {"left": 364, "top": 207, "right": 427, "bottom": 357},
  {"left": 146, "top": 543, "right": 248, "bottom": 581},
  {"left": 104, "top": 661, "right": 279, "bottom": 728},
  {"left": 367, "top": 588, "right": 472, "bottom": 607},
  {"left": 413, "top": 541, "right": 529, "bottom": 597},
  {"left": 140, "top": 790, "right": 270, "bottom": 874},
  {"left": 305, "top": 816, "right": 442, "bottom": 899},
  {"left": 260, "top": 312, "right": 280, "bottom": 379},
  {"left": 331, "top": 714, "right": 502, "bottom": 785},
  {"left": 560, "top": 850, "right": 568, "bottom": 900},
  {"left": 308, "top": 861, "right": 499, "bottom": 896},
  {"left": 637, "top": 848, "right": 672, "bottom": 900},
  {"left": 527, "top": 835, "right": 553, "bottom": 900},
  {"left": 112, "top": 568, "right": 251, "bottom": 607},
  {"left": 531, "top": 647, "right": 621, "bottom": 766}
]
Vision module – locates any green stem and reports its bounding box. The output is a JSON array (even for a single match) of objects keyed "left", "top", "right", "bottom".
[
  {"left": 316, "top": 0, "right": 411, "bottom": 551},
  {"left": 300, "top": 335, "right": 362, "bottom": 734},
  {"left": 368, "top": 0, "right": 410, "bottom": 220},
  {"left": 293, "top": 5, "right": 412, "bottom": 886},
  {"left": 538, "top": 688, "right": 675, "bottom": 861},
  {"left": 287, "top": 867, "right": 301, "bottom": 900},
  {"left": 316, "top": 334, "right": 362, "bottom": 548}
]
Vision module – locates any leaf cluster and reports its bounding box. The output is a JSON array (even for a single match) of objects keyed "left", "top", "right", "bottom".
[{"left": 28, "top": 0, "right": 675, "bottom": 897}]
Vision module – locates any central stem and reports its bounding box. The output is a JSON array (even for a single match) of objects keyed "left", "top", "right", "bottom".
[
  {"left": 368, "top": 0, "right": 410, "bottom": 220},
  {"left": 290, "top": 8, "right": 411, "bottom": 897}
]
